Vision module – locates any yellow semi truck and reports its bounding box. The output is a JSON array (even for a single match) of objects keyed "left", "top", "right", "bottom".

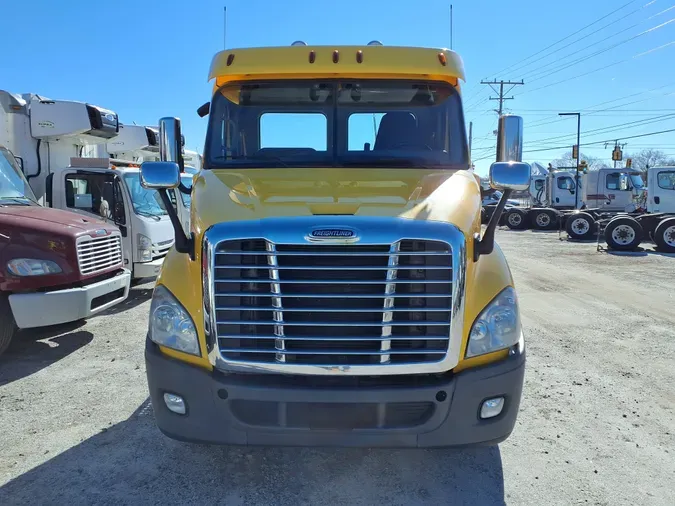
[{"left": 140, "top": 42, "right": 531, "bottom": 447}]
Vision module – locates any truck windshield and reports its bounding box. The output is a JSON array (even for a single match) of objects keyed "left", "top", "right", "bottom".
[
  {"left": 122, "top": 172, "right": 168, "bottom": 218},
  {"left": 630, "top": 174, "right": 645, "bottom": 189},
  {"left": 180, "top": 174, "right": 193, "bottom": 208},
  {"left": 0, "top": 147, "right": 38, "bottom": 205},
  {"left": 205, "top": 80, "right": 468, "bottom": 169}
]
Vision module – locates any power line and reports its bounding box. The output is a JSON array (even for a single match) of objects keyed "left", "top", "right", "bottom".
[
  {"left": 514, "top": 40, "right": 675, "bottom": 97},
  {"left": 526, "top": 113, "right": 675, "bottom": 146},
  {"left": 521, "top": 15, "right": 675, "bottom": 85},
  {"left": 490, "top": 0, "right": 642, "bottom": 77},
  {"left": 520, "top": 4, "right": 675, "bottom": 81}
]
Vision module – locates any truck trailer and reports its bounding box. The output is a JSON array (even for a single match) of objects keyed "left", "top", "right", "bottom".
[{"left": 138, "top": 42, "right": 531, "bottom": 448}]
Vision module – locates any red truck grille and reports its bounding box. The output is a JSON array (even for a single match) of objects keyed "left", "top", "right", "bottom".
[
  {"left": 211, "top": 239, "right": 453, "bottom": 368},
  {"left": 76, "top": 233, "right": 123, "bottom": 276}
]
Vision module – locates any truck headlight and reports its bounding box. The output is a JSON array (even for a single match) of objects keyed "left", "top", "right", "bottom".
[
  {"left": 7, "top": 258, "right": 62, "bottom": 276},
  {"left": 466, "top": 287, "right": 521, "bottom": 358},
  {"left": 149, "top": 285, "right": 200, "bottom": 355},
  {"left": 138, "top": 234, "right": 153, "bottom": 262}
]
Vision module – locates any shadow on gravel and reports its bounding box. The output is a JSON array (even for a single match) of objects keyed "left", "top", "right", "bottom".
[
  {"left": 0, "top": 323, "right": 93, "bottom": 387},
  {"left": 97, "top": 285, "right": 154, "bottom": 317},
  {"left": 0, "top": 400, "right": 506, "bottom": 505}
]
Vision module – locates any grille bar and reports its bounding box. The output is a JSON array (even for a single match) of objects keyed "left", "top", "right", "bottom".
[
  {"left": 214, "top": 278, "right": 450, "bottom": 284},
  {"left": 215, "top": 265, "right": 452, "bottom": 270},
  {"left": 216, "top": 320, "right": 451, "bottom": 327},
  {"left": 216, "top": 307, "right": 451, "bottom": 312},
  {"left": 214, "top": 292, "right": 452, "bottom": 298},
  {"left": 219, "top": 334, "right": 450, "bottom": 341},
  {"left": 77, "top": 234, "right": 123, "bottom": 275},
  {"left": 219, "top": 348, "right": 447, "bottom": 356}
]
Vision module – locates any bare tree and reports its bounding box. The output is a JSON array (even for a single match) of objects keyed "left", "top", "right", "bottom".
[
  {"left": 623, "top": 149, "right": 675, "bottom": 171},
  {"left": 550, "top": 152, "right": 608, "bottom": 170}
]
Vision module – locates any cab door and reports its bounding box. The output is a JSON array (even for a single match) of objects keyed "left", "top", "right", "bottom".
[
  {"left": 650, "top": 168, "right": 675, "bottom": 213},
  {"left": 553, "top": 175, "right": 577, "bottom": 208}
]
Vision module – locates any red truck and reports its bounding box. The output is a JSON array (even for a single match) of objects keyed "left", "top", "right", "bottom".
[{"left": 0, "top": 145, "right": 131, "bottom": 355}]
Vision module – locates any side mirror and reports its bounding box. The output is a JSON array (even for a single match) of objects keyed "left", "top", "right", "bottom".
[
  {"left": 489, "top": 161, "right": 531, "bottom": 191},
  {"left": 140, "top": 161, "right": 180, "bottom": 190},
  {"left": 496, "top": 115, "right": 524, "bottom": 163},
  {"left": 159, "top": 117, "right": 185, "bottom": 171},
  {"left": 619, "top": 175, "right": 629, "bottom": 191}
]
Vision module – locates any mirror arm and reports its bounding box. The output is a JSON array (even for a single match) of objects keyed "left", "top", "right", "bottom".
[
  {"left": 178, "top": 182, "right": 191, "bottom": 194},
  {"left": 158, "top": 189, "right": 194, "bottom": 259},
  {"left": 474, "top": 189, "right": 512, "bottom": 262}
]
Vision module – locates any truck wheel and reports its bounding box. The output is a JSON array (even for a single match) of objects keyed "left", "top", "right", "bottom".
[
  {"left": 604, "top": 217, "right": 643, "bottom": 251},
  {"left": 532, "top": 209, "right": 556, "bottom": 230},
  {"left": 565, "top": 212, "right": 595, "bottom": 240},
  {"left": 0, "top": 295, "right": 17, "bottom": 356},
  {"left": 505, "top": 208, "right": 527, "bottom": 230},
  {"left": 653, "top": 217, "right": 675, "bottom": 253}
]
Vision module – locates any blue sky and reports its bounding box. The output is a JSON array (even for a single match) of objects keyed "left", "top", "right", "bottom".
[{"left": 2, "top": 0, "right": 674, "bottom": 176}]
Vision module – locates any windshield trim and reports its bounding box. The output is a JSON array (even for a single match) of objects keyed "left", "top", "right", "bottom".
[
  {"left": 204, "top": 78, "right": 469, "bottom": 171},
  {"left": 0, "top": 147, "right": 39, "bottom": 203},
  {"left": 121, "top": 172, "right": 169, "bottom": 218}
]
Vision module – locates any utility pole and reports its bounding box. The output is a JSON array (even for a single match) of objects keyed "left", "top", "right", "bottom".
[
  {"left": 480, "top": 79, "right": 524, "bottom": 116},
  {"left": 468, "top": 121, "right": 473, "bottom": 159},
  {"left": 559, "top": 112, "right": 581, "bottom": 209}
]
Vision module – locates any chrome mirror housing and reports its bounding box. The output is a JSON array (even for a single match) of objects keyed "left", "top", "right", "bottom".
[
  {"left": 140, "top": 161, "right": 181, "bottom": 190},
  {"left": 496, "top": 114, "right": 524, "bottom": 163},
  {"left": 489, "top": 161, "right": 531, "bottom": 191},
  {"left": 159, "top": 117, "right": 184, "bottom": 171}
]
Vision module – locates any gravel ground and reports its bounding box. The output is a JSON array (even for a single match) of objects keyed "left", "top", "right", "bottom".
[{"left": 1, "top": 229, "right": 674, "bottom": 505}]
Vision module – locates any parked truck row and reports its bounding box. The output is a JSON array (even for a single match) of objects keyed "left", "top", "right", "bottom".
[
  {"left": 483, "top": 164, "right": 675, "bottom": 252},
  {"left": 0, "top": 90, "right": 196, "bottom": 355}
]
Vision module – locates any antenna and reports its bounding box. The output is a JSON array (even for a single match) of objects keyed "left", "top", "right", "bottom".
[
  {"left": 223, "top": 6, "right": 227, "bottom": 49},
  {"left": 450, "top": 4, "right": 453, "bottom": 50}
]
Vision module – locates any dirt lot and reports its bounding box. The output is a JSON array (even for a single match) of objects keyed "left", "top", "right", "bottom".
[{"left": 1, "top": 229, "right": 674, "bottom": 505}]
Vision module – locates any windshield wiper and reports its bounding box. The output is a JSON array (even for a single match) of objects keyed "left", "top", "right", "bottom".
[
  {"left": 0, "top": 197, "right": 34, "bottom": 206},
  {"left": 136, "top": 209, "right": 162, "bottom": 221},
  {"left": 336, "top": 157, "right": 458, "bottom": 170},
  {"left": 216, "top": 155, "right": 290, "bottom": 168}
]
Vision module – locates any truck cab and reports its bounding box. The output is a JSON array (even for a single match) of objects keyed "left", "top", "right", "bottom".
[
  {"left": 47, "top": 157, "right": 174, "bottom": 280},
  {"left": 0, "top": 145, "right": 130, "bottom": 355},
  {"left": 138, "top": 43, "right": 531, "bottom": 448},
  {"left": 580, "top": 168, "right": 645, "bottom": 212},
  {"left": 646, "top": 167, "right": 675, "bottom": 214}
]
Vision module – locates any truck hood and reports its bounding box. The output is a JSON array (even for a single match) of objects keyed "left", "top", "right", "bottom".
[
  {"left": 191, "top": 168, "right": 482, "bottom": 238},
  {"left": 0, "top": 205, "right": 116, "bottom": 236}
]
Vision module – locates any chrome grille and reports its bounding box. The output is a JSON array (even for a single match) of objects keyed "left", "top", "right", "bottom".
[
  {"left": 211, "top": 238, "right": 453, "bottom": 368},
  {"left": 76, "top": 233, "right": 123, "bottom": 275}
]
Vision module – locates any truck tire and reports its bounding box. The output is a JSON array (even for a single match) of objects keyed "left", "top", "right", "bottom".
[
  {"left": 531, "top": 209, "right": 557, "bottom": 230},
  {"left": 505, "top": 208, "right": 527, "bottom": 230},
  {"left": 0, "top": 295, "right": 17, "bottom": 356},
  {"left": 604, "top": 216, "right": 643, "bottom": 251},
  {"left": 653, "top": 217, "right": 675, "bottom": 253},
  {"left": 565, "top": 212, "right": 595, "bottom": 240}
]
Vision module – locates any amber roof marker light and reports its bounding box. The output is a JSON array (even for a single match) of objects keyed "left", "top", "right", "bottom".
[
  {"left": 356, "top": 50, "right": 363, "bottom": 63},
  {"left": 309, "top": 50, "right": 316, "bottom": 64},
  {"left": 226, "top": 54, "right": 234, "bottom": 66},
  {"left": 438, "top": 52, "right": 447, "bottom": 66},
  {"left": 333, "top": 50, "right": 340, "bottom": 63}
]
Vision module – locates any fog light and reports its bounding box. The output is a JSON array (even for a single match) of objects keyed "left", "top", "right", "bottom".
[
  {"left": 480, "top": 397, "right": 505, "bottom": 419},
  {"left": 163, "top": 392, "right": 186, "bottom": 415}
]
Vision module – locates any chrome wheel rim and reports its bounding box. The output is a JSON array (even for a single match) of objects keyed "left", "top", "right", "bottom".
[
  {"left": 536, "top": 213, "right": 551, "bottom": 227},
  {"left": 611, "top": 224, "right": 636, "bottom": 245},
  {"left": 571, "top": 218, "right": 590, "bottom": 235},
  {"left": 508, "top": 213, "right": 522, "bottom": 226},
  {"left": 663, "top": 225, "right": 675, "bottom": 247}
]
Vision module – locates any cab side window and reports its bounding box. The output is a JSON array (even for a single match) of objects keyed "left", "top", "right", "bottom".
[
  {"left": 65, "top": 173, "right": 115, "bottom": 220},
  {"left": 557, "top": 176, "right": 574, "bottom": 190},
  {"left": 657, "top": 171, "right": 675, "bottom": 190},
  {"left": 606, "top": 173, "right": 621, "bottom": 190}
]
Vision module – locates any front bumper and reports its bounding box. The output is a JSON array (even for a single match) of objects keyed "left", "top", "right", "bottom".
[
  {"left": 145, "top": 338, "right": 526, "bottom": 448},
  {"left": 132, "top": 258, "right": 165, "bottom": 279},
  {"left": 9, "top": 269, "right": 131, "bottom": 329}
]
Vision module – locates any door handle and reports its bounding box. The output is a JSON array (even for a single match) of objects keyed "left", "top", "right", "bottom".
[{"left": 654, "top": 196, "right": 660, "bottom": 204}]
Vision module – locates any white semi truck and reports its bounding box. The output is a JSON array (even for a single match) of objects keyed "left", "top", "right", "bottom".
[
  {"left": 503, "top": 167, "right": 645, "bottom": 234},
  {"left": 0, "top": 91, "right": 175, "bottom": 280}
]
